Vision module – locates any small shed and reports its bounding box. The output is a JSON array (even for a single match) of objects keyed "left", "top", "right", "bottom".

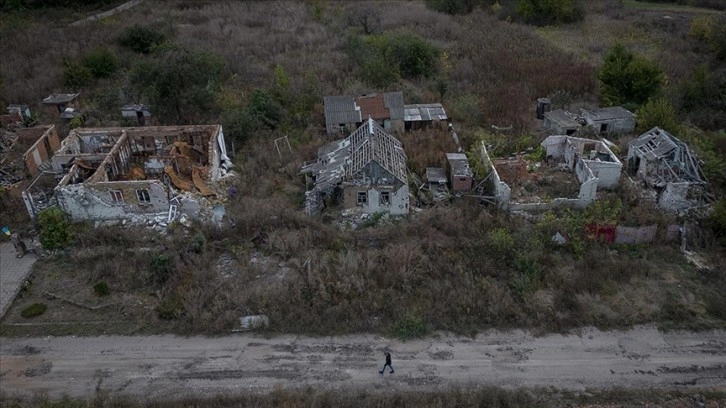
[
  {"left": 121, "top": 104, "right": 151, "bottom": 125},
  {"left": 446, "top": 153, "right": 474, "bottom": 192},
  {"left": 6, "top": 105, "right": 31, "bottom": 121},
  {"left": 579, "top": 106, "right": 636, "bottom": 134},
  {"left": 323, "top": 91, "right": 404, "bottom": 135},
  {"left": 404, "top": 103, "right": 448, "bottom": 130},
  {"left": 42, "top": 93, "right": 80, "bottom": 114},
  {"left": 543, "top": 109, "right": 581, "bottom": 136}
]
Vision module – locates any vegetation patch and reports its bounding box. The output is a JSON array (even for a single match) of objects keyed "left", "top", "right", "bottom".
[{"left": 21, "top": 303, "right": 47, "bottom": 319}]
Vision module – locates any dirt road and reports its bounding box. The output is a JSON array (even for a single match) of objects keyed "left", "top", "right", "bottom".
[{"left": 1, "top": 325, "right": 724, "bottom": 400}]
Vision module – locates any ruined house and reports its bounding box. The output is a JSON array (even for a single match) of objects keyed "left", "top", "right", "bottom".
[
  {"left": 121, "top": 104, "right": 151, "bottom": 125},
  {"left": 301, "top": 118, "right": 409, "bottom": 215},
  {"left": 543, "top": 106, "right": 636, "bottom": 136},
  {"left": 480, "top": 135, "right": 621, "bottom": 211},
  {"left": 22, "top": 125, "right": 233, "bottom": 222},
  {"left": 0, "top": 125, "right": 59, "bottom": 186},
  {"left": 323, "top": 92, "right": 404, "bottom": 135},
  {"left": 579, "top": 106, "right": 636, "bottom": 134},
  {"left": 543, "top": 109, "right": 581, "bottom": 136},
  {"left": 42, "top": 93, "right": 79, "bottom": 114},
  {"left": 446, "top": 153, "right": 473, "bottom": 192},
  {"left": 627, "top": 127, "right": 708, "bottom": 212},
  {"left": 403, "top": 103, "right": 448, "bottom": 131}
]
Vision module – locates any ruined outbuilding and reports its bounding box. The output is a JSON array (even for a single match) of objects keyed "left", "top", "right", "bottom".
[
  {"left": 543, "top": 106, "right": 635, "bottom": 136},
  {"left": 0, "top": 125, "right": 59, "bottom": 186},
  {"left": 404, "top": 103, "right": 448, "bottom": 131},
  {"left": 22, "top": 125, "right": 233, "bottom": 222},
  {"left": 301, "top": 118, "right": 409, "bottom": 215},
  {"left": 446, "top": 153, "right": 473, "bottom": 192},
  {"left": 42, "top": 93, "right": 80, "bottom": 114},
  {"left": 480, "top": 135, "right": 621, "bottom": 211},
  {"left": 323, "top": 92, "right": 404, "bottom": 135},
  {"left": 627, "top": 127, "right": 709, "bottom": 212}
]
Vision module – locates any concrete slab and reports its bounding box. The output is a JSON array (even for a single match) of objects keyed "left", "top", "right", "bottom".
[{"left": 0, "top": 241, "right": 37, "bottom": 319}]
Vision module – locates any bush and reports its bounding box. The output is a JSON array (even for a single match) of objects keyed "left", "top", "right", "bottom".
[
  {"left": 38, "top": 207, "right": 74, "bottom": 250},
  {"left": 598, "top": 43, "right": 664, "bottom": 108},
  {"left": 636, "top": 97, "right": 681, "bottom": 134},
  {"left": 516, "top": 0, "right": 585, "bottom": 26},
  {"left": 93, "top": 281, "right": 110, "bottom": 297},
  {"left": 425, "top": 0, "right": 479, "bottom": 14},
  {"left": 393, "top": 313, "right": 428, "bottom": 339},
  {"left": 62, "top": 59, "right": 92, "bottom": 89},
  {"left": 82, "top": 48, "right": 117, "bottom": 79},
  {"left": 21, "top": 303, "right": 47, "bottom": 318},
  {"left": 117, "top": 25, "right": 166, "bottom": 54},
  {"left": 149, "top": 254, "right": 173, "bottom": 285},
  {"left": 709, "top": 199, "right": 726, "bottom": 245},
  {"left": 157, "top": 294, "right": 183, "bottom": 320}
]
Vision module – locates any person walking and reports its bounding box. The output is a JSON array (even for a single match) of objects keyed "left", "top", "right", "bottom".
[{"left": 379, "top": 351, "right": 394, "bottom": 374}]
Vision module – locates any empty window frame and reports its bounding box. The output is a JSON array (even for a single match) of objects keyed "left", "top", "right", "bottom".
[
  {"left": 109, "top": 190, "right": 124, "bottom": 204},
  {"left": 357, "top": 191, "right": 367, "bottom": 205},
  {"left": 380, "top": 191, "right": 391, "bottom": 205},
  {"left": 136, "top": 189, "right": 151, "bottom": 204}
]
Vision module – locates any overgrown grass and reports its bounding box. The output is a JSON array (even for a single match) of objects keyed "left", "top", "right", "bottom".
[{"left": 2, "top": 387, "right": 725, "bottom": 408}]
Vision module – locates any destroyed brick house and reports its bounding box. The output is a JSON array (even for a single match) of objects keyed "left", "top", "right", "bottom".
[
  {"left": 21, "top": 125, "right": 233, "bottom": 222},
  {"left": 627, "top": 127, "right": 709, "bottom": 212},
  {"left": 324, "top": 92, "right": 405, "bottom": 135},
  {"left": 481, "top": 135, "right": 622, "bottom": 211},
  {"left": 1, "top": 125, "right": 60, "bottom": 186},
  {"left": 543, "top": 106, "right": 635, "bottom": 136},
  {"left": 301, "top": 118, "right": 410, "bottom": 216}
]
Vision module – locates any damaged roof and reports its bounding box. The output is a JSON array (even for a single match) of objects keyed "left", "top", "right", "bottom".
[
  {"left": 323, "top": 91, "right": 404, "bottom": 125},
  {"left": 544, "top": 109, "right": 581, "bottom": 128},
  {"left": 446, "top": 153, "right": 474, "bottom": 178},
  {"left": 580, "top": 106, "right": 635, "bottom": 121},
  {"left": 629, "top": 127, "right": 706, "bottom": 185},
  {"left": 404, "top": 103, "right": 448, "bottom": 122},
  {"left": 43, "top": 93, "right": 80, "bottom": 105},
  {"left": 303, "top": 119, "right": 407, "bottom": 192}
]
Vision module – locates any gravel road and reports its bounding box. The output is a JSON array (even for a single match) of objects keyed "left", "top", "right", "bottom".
[{"left": 1, "top": 325, "right": 724, "bottom": 399}]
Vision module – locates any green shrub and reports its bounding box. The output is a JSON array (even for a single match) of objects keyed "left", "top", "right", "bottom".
[
  {"left": 62, "top": 59, "right": 91, "bottom": 89},
  {"left": 425, "top": 0, "right": 478, "bottom": 14},
  {"left": 188, "top": 231, "right": 206, "bottom": 253},
  {"left": 149, "top": 254, "right": 173, "bottom": 285},
  {"left": 515, "top": 0, "right": 584, "bottom": 26},
  {"left": 157, "top": 294, "right": 183, "bottom": 320},
  {"left": 82, "top": 48, "right": 117, "bottom": 79},
  {"left": 93, "top": 281, "right": 110, "bottom": 297},
  {"left": 117, "top": 24, "right": 166, "bottom": 54},
  {"left": 598, "top": 43, "right": 665, "bottom": 108},
  {"left": 636, "top": 97, "right": 682, "bottom": 134},
  {"left": 38, "top": 207, "right": 74, "bottom": 250},
  {"left": 709, "top": 199, "right": 726, "bottom": 245},
  {"left": 393, "top": 313, "right": 428, "bottom": 339},
  {"left": 21, "top": 303, "right": 47, "bottom": 318},
  {"left": 487, "top": 227, "right": 515, "bottom": 262}
]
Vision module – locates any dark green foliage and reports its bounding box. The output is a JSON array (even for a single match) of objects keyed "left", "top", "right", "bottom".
[
  {"left": 392, "top": 312, "right": 428, "bottom": 339},
  {"left": 515, "top": 0, "right": 584, "bottom": 26},
  {"left": 82, "top": 48, "right": 117, "bottom": 79},
  {"left": 709, "top": 199, "right": 726, "bottom": 245},
  {"left": 149, "top": 254, "right": 173, "bottom": 285},
  {"left": 248, "top": 89, "right": 281, "bottom": 130},
  {"left": 425, "top": 0, "right": 479, "bottom": 14},
  {"left": 117, "top": 24, "right": 166, "bottom": 54},
  {"left": 21, "top": 303, "right": 47, "bottom": 318},
  {"left": 598, "top": 43, "right": 664, "bottom": 108},
  {"left": 676, "top": 66, "right": 726, "bottom": 130},
  {"left": 157, "top": 294, "right": 183, "bottom": 320},
  {"left": 636, "top": 97, "right": 681, "bottom": 134},
  {"left": 38, "top": 207, "right": 73, "bottom": 250},
  {"left": 188, "top": 231, "right": 206, "bottom": 254},
  {"left": 62, "top": 59, "right": 92, "bottom": 89},
  {"left": 130, "top": 47, "right": 223, "bottom": 124},
  {"left": 348, "top": 32, "right": 440, "bottom": 88},
  {"left": 93, "top": 281, "right": 110, "bottom": 297}
]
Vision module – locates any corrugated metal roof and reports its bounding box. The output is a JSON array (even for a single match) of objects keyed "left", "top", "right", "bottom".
[
  {"left": 382, "top": 91, "right": 404, "bottom": 121},
  {"left": 323, "top": 95, "right": 360, "bottom": 125},
  {"left": 404, "top": 103, "right": 447, "bottom": 122}
]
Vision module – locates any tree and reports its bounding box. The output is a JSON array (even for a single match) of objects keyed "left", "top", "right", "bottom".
[
  {"left": 636, "top": 97, "right": 681, "bottom": 134},
  {"left": 130, "top": 47, "right": 223, "bottom": 124},
  {"left": 515, "top": 0, "right": 584, "bottom": 26},
  {"left": 117, "top": 24, "right": 166, "bottom": 54},
  {"left": 38, "top": 207, "right": 73, "bottom": 250},
  {"left": 82, "top": 48, "right": 117, "bottom": 79},
  {"left": 598, "top": 43, "right": 664, "bottom": 108}
]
